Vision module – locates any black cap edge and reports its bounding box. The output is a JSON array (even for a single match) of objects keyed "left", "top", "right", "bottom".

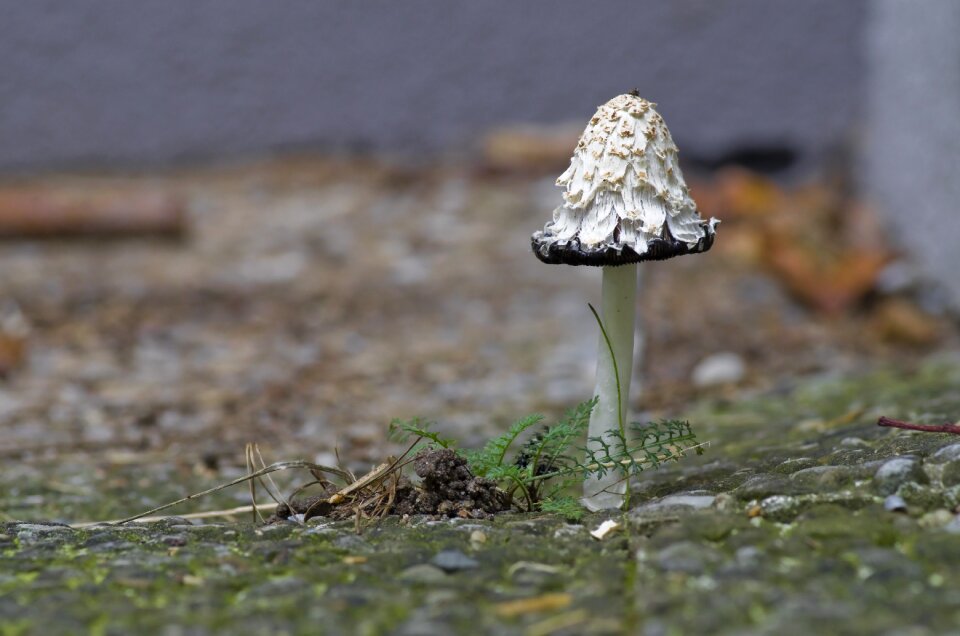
[{"left": 531, "top": 228, "right": 715, "bottom": 266}]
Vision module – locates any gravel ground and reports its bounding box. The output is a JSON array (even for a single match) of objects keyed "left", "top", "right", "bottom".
[
  {"left": 2, "top": 158, "right": 960, "bottom": 634},
  {"left": 1, "top": 158, "right": 951, "bottom": 471},
  {"left": 4, "top": 362, "right": 960, "bottom": 634}
]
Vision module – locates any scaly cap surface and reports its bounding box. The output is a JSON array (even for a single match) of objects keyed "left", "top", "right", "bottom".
[{"left": 532, "top": 93, "right": 717, "bottom": 266}]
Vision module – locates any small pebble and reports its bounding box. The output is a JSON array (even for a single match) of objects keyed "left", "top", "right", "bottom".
[
  {"left": 759, "top": 495, "right": 801, "bottom": 522},
  {"left": 469, "top": 530, "right": 487, "bottom": 545},
  {"left": 160, "top": 534, "right": 188, "bottom": 547},
  {"left": 430, "top": 550, "right": 479, "bottom": 573},
  {"left": 640, "top": 494, "right": 716, "bottom": 511},
  {"left": 398, "top": 564, "right": 448, "bottom": 584},
  {"left": 691, "top": 352, "right": 746, "bottom": 387},
  {"left": 839, "top": 437, "right": 870, "bottom": 449},
  {"left": 945, "top": 515, "right": 960, "bottom": 534},
  {"left": 874, "top": 458, "right": 924, "bottom": 496},
  {"left": 930, "top": 444, "right": 960, "bottom": 463},
  {"left": 919, "top": 509, "right": 954, "bottom": 529},
  {"left": 884, "top": 494, "right": 908, "bottom": 513}
]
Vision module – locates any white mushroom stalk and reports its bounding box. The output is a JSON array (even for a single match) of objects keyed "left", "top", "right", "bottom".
[
  {"left": 584, "top": 263, "right": 637, "bottom": 510},
  {"left": 531, "top": 92, "right": 718, "bottom": 511}
]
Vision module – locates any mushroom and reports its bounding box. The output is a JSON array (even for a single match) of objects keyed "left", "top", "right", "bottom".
[{"left": 531, "top": 92, "right": 718, "bottom": 511}]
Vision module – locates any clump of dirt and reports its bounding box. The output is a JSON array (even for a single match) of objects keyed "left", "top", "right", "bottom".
[
  {"left": 394, "top": 449, "right": 507, "bottom": 518},
  {"left": 272, "top": 448, "right": 508, "bottom": 523}
]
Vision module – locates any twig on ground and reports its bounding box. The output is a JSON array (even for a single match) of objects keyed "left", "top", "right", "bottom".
[{"left": 877, "top": 416, "right": 960, "bottom": 435}]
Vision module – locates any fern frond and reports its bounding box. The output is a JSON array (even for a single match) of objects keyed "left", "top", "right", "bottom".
[
  {"left": 388, "top": 417, "right": 456, "bottom": 450},
  {"left": 532, "top": 398, "right": 596, "bottom": 476},
  {"left": 464, "top": 413, "right": 544, "bottom": 478}
]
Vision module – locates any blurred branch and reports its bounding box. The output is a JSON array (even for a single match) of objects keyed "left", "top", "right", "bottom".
[{"left": 0, "top": 187, "right": 186, "bottom": 240}]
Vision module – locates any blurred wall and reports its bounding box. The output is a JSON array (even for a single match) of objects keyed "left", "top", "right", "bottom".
[
  {"left": 0, "top": 1, "right": 865, "bottom": 171},
  {"left": 864, "top": 0, "right": 960, "bottom": 311}
]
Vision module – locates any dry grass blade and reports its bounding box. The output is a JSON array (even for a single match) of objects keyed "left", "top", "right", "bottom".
[
  {"left": 302, "top": 460, "right": 394, "bottom": 520},
  {"left": 334, "top": 446, "right": 357, "bottom": 484},
  {"left": 72, "top": 503, "right": 282, "bottom": 528},
  {"left": 302, "top": 438, "right": 422, "bottom": 527},
  {"left": 245, "top": 443, "right": 263, "bottom": 524},
  {"left": 250, "top": 444, "right": 290, "bottom": 510},
  {"left": 103, "top": 459, "right": 353, "bottom": 526}
]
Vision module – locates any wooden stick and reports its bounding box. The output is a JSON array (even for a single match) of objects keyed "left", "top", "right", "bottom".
[{"left": 0, "top": 189, "right": 186, "bottom": 239}]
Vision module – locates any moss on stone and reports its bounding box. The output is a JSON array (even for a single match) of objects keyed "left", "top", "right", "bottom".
[{"left": 5, "top": 361, "right": 960, "bottom": 633}]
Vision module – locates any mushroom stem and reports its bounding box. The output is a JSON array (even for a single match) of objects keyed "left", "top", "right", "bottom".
[{"left": 583, "top": 263, "right": 638, "bottom": 511}]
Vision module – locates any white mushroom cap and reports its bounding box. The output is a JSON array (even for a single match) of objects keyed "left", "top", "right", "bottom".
[{"left": 532, "top": 93, "right": 717, "bottom": 266}]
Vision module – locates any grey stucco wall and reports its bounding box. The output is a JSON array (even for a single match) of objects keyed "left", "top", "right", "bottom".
[
  {"left": 0, "top": 1, "right": 865, "bottom": 171},
  {"left": 864, "top": 0, "right": 960, "bottom": 310}
]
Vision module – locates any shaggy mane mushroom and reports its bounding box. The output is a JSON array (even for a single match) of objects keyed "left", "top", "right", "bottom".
[{"left": 532, "top": 91, "right": 718, "bottom": 511}]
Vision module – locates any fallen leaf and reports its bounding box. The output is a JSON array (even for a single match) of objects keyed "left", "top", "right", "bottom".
[
  {"left": 525, "top": 609, "right": 590, "bottom": 636},
  {"left": 494, "top": 593, "right": 572, "bottom": 618},
  {"left": 870, "top": 298, "right": 940, "bottom": 346}
]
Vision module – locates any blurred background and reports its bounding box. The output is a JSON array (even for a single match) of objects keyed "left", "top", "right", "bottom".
[{"left": 0, "top": 0, "right": 958, "bottom": 489}]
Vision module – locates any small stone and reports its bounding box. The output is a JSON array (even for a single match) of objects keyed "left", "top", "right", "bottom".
[
  {"left": 945, "top": 515, "right": 960, "bottom": 534},
  {"left": 691, "top": 352, "right": 746, "bottom": 387},
  {"left": 684, "top": 513, "right": 745, "bottom": 541},
  {"left": 642, "top": 494, "right": 716, "bottom": 511},
  {"left": 655, "top": 541, "right": 721, "bottom": 575},
  {"left": 14, "top": 522, "right": 72, "bottom": 532},
  {"left": 896, "top": 482, "right": 944, "bottom": 510},
  {"left": 772, "top": 457, "right": 819, "bottom": 475},
  {"left": 884, "top": 494, "right": 908, "bottom": 513},
  {"left": 399, "top": 564, "right": 448, "bottom": 583},
  {"left": 759, "top": 495, "right": 802, "bottom": 522},
  {"left": 874, "top": 457, "right": 925, "bottom": 495},
  {"left": 735, "top": 546, "right": 763, "bottom": 567},
  {"left": 943, "top": 485, "right": 960, "bottom": 511},
  {"left": 839, "top": 437, "right": 871, "bottom": 449},
  {"left": 469, "top": 530, "right": 487, "bottom": 545},
  {"left": 918, "top": 509, "right": 954, "bottom": 530},
  {"left": 15, "top": 523, "right": 74, "bottom": 546},
  {"left": 930, "top": 444, "right": 960, "bottom": 463},
  {"left": 940, "top": 461, "right": 960, "bottom": 487},
  {"left": 430, "top": 550, "right": 479, "bottom": 573},
  {"left": 927, "top": 444, "right": 960, "bottom": 486},
  {"left": 733, "top": 474, "right": 793, "bottom": 500},
  {"left": 552, "top": 524, "right": 585, "bottom": 539},
  {"left": 712, "top": 493, "right": 737, "bottom": 513},
  {"left": 791, "top": 465, "right": 856, "bottom": 491},
  {"left": 160, "top": 534, "right": 188, "bottom": 547}
]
